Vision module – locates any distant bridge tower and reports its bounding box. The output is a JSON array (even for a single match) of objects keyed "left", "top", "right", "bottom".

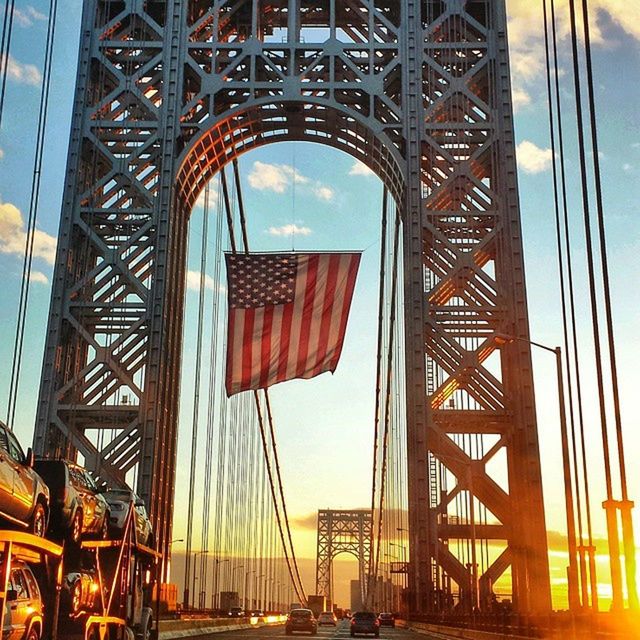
[
  {"left": 316, "top": 510, "right": 372, "bottom": 609},
  {"left": 35, "top": 0, "right": 550, "bottom": 610}
]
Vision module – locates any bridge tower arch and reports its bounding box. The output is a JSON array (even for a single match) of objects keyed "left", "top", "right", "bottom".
[
  {"left": 316, "top": 509, "right": 373, "bottom": 611},
  {"left": 35, "top": 0, "right": 551, "bottom": 613}
]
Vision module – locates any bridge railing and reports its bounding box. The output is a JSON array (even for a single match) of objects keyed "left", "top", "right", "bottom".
[{"left": 408, "top": 611, "right": 640, "bottom": 639}]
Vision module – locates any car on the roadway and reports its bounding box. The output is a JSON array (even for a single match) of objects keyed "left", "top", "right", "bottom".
[
  {"left": 317, "top": 611, "right": 337, "bottom": 626},
  {"left": 34, "top": 459, "right": 110, "bottom": 543},
  {"left": 285, "top": 608, "right": 317, "bottom": 635},
  {"left": 102, "top": 489, "right": 154, "bottom": 547},
  {"left": 0, "top": 421, "right": 49, "bottom": 536},
  {"left": 227, "top": 606, "right": 245, "bottom": 617},
  {"left": 378, "top": 612, "right": 395, "bottom": 627},
  {"left": 350, "top": 611, "right": 380, "bottom": 637},
  {"left": 2, "top": 558, "right": 45, "bottom": 639}
]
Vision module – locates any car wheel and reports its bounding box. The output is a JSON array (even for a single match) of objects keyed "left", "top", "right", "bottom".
[
  {"left": 26, "top": 626, "right": 39, "bottom": 640},
  {"left": 71, "top": 580, "right": 82, "bottom": 613},
  {"left": 70, "top": 509, "right": 83, "bottom": 543},
  {"left": 31, "top": 502, "right": 46, "bottom": 537}
]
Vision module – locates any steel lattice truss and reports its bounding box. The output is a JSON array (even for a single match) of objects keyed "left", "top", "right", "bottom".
[
  {"left": 316, "top": 510, "right": 372, "bottom": 608},
  {"left": 35, "top": 0, "right": 550, "bottom": 611}
]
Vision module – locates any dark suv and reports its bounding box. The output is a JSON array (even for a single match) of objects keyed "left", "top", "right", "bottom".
[
  {"left": 34, "top": 460, "right": 109, "bottom": 543},
  {"left": 350, "top": 611, "right": 379, "bottom": 637},
  {"left": 285, "top": 609, "right": 317, "bottom": 635},
  {"left": 0, "top": 421, "right": 49, "bottom": 536}
]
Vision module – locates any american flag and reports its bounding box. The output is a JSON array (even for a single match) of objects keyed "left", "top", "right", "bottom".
[{"left": 225, "top": 252, "right": 361, "bottom": 396}]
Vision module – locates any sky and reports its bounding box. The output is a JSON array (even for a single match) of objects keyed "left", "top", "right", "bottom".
[{"left": 0, "top": 0, "right": 639, "bottom": 611}]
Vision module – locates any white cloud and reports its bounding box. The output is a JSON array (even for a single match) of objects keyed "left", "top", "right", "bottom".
[
  {"left": 516, "top": 140, "right": 553, "bottom": 174},
  {"left": 267, "top": 224, "right": 312, "bottom": 237},
  {"left": 0, "top": 201, "right": 57, "bottom": 264},
  {"left": 247, "top": 161, "right": 332, "bottom": 202},
  {"left": 1, "top": 54, "right": 41, "bottom": 86},
  {"left": 623, "top": 163, "right": 633, "bottom": 172},
  {"left": 29, "top": 270, "right": 48, "bottom": 284},
  {"left": 186, "top": 270, "right": 216, "bottom": 291},
  {"left": 349, "top": 161, "right": 375, "bottom": 177},
  {"left": 506, "top": 0, "right": 640, "bottom": 109},
  {"left": 248, "top": 161, "right": 308, "bottom": 193},
  {"left": 313, "top": 185, "right": 334, "bottom": 201},
  {"left": 511, "top": 86, "right": 532, "bottom": 112},
  {"left": 14, "top": 6, "right": 47, "bottom": 27},
  {"left": 0, "top": 148, "right": 4, "bottom": 160}
]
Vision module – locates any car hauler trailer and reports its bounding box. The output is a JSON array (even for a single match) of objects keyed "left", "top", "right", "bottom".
[{"left": 0, "top": 501, "right": 159, "bottom": 640}]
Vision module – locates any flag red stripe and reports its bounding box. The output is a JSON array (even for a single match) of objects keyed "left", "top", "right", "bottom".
[
  {"left": 225, "top": 308, "right": 236, "bottom": 395},
  {"left": 311, "top": 253, "right": 341, "bottom": 377},
  {"left": 277, "top": 302, "right": 294, "bottom": 383},
  {"left": 329, "top": 253, "right": 360, "bottom": 371},
  {"left": 241, "top": 308, "right": 255, "bottom": 390},
  {"left": 259, "top": 305, "right": 275, "bottom": 388},
  {"left": 296, "top": 254, "right": 320, "bottom": 378}
]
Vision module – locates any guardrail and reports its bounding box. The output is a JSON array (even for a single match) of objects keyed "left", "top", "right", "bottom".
[
  {"left": 406, "top": 611, "right": 640, "bottom": 640},
  {"left": 159, "top": 615, "right": 287, "bottom": 639}
]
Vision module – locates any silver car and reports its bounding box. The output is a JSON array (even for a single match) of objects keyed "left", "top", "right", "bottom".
[{"left": 103, "top": 490, "right": 153, "bottom": 547}]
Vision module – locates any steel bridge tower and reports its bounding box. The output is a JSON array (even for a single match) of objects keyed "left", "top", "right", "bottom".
[
  {"left": 316, "top": 509, "right": 372, "bottom": 609},
  {"left": 35, "top": 0, "right": 550, "bottom": 611}
]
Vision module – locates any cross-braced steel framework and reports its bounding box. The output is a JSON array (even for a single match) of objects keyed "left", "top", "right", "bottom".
[
  {"left": 35, "top": 0, "right": 550, "bottom": 611},
  {"left": 316, "top": 510, "right": 372, "bottom": 609}
]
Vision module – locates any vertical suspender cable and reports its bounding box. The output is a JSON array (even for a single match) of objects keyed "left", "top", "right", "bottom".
[
  {"left": 369, "top": 186, "right": 388, "bottom": 597},
  {"left": 548, "top": 0, "right": 598, "bottom": 610},
  {"left": 578, "top": 0, "right": 638, "bottom": 609},
  {"left": 567, "top": 0, "right": 623, "bottom": 609},
  {"left": 183, "top": 184, "right": 210, "bottom": 608},
  {"left": 0, "top": 0, "right": 16, "bottom": 128},
  {"left": 542, "top": 0, "right": 587, "bottom": 608},
  {"left": 222, "top": 159, "right": 307, "bottom": 605},
  {"left": 6, "top": 0, "right": 58, "bottom": 428}
]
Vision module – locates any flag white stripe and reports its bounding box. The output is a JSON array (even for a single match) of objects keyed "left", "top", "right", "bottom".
[
  {"left": 302, "top": 254, "right": 332, "bottom": 377},
  {"left": 285, "top": 255, "right": 311, "bottom": 381},
  {"left": 324, "top": 254, "right": 356, "bottom": 370}
]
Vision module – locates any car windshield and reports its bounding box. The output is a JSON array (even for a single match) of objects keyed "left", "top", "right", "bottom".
[
  {"left": 354, "top": 612, "right": 376, "bottom": 619},
  {"left": 291, "top": 610, "right": 311, "bottom": 618}
]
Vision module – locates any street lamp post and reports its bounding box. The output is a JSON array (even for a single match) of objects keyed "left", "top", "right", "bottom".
[
  {"left": 495, "top": 334, "right": 580, "bottom": 610},
  {"left": 192, "top": 550, "right": 208, "bottom": 610},
  {"left": 232, "top": 564, "right": 244, "bottom": 609},
  {"left": 212, "top": 558, "right": 230, "bottom": 612}
]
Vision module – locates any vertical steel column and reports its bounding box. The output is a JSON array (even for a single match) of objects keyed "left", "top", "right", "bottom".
[{"left": 401, "top": 0, "right": 430, "bottom": 616}]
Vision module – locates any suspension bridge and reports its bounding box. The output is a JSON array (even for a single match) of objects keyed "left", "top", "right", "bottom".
[{"left": 0, "top": 0, "right": 638, "bottom": 638}]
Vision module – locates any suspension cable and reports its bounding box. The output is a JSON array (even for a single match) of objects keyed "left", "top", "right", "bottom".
[
  {"left": 578, "top": 0, "right": 637, "bottom": 607},
  {"left": 221, "top": 158, "right": 307, "bottom": 605},
  {"left": 0, "top": 0, "right": 16, "bottom": 128},
  {"left": 6, "top": 0, "right": 58, "bottom": 428},
  {"left": 542, "top": 0, "right": 586, "bottom": 594},
  {"left": 183, "top": 178, "right": 211, "bottom": 607},
  {"left": 370, "top": 186, "right": 389, "bottom": 539},
  {"left": 371, "top": 204, "right": 401, "bottom": 602}
]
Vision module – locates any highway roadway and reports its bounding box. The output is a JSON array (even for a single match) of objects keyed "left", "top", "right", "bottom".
[{"left": 196, "top": 620, "right": 431, "bottom": 640}]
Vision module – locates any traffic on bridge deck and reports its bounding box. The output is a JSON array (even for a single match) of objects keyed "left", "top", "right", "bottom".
[{"left": 0, "top": 0, "right": 638, "bottom": 639}]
